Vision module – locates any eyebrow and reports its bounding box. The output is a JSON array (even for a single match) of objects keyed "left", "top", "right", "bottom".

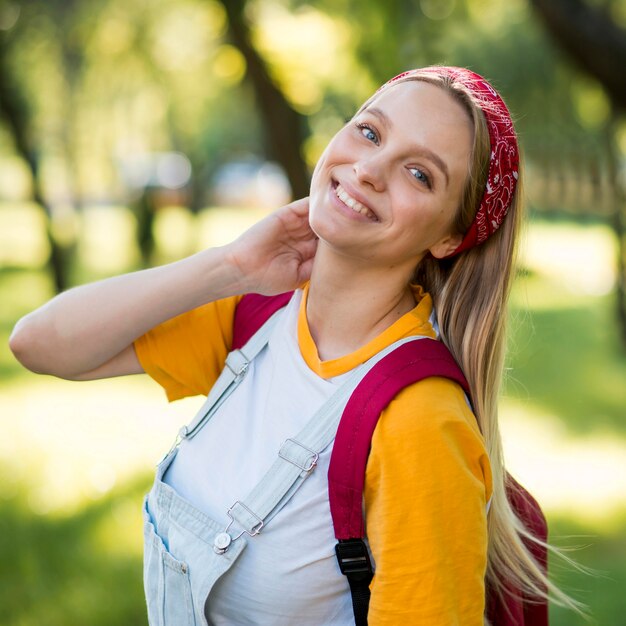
[{"left": 366, "top": 106, "right": 450, "bottom": 187}]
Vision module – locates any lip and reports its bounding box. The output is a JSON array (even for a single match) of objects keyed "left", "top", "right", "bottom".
[{"left": 331, "top": 179, "right": 379, "bottom": 222}]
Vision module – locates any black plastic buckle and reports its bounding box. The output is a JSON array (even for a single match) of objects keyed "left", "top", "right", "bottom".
[{"left": 335, "top": 539, "right": 373, "bottom": 579}]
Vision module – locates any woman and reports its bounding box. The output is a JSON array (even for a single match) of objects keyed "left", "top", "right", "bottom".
[{"left": 10, "top": 67, "right": 561, "bottom": 625}]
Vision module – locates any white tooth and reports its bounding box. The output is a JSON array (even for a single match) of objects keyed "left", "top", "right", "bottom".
[{"left": 335, "top": 184, "right": 374, "bottom": 219}]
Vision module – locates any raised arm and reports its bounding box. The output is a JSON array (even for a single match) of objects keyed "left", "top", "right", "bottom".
[{"left": 9, "top": 198, "right": 317, "bottom": 380}]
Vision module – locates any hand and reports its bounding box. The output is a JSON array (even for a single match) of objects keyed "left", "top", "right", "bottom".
[{"left": 226, "top": 198, "right": 318, "bottom": 295}]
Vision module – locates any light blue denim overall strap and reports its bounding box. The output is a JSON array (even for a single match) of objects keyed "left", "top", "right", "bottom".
[
  {"left": 212, "top": 334, "right": 430, "bottom": 554},
  {"left": 169, "top": 310, "right": 282, "bottom": 452},
  {"left": 143, "top": 312, "right": 286, "bottom": 626}
]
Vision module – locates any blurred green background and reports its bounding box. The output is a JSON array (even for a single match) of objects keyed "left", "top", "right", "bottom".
[{"left": 1, "top": 0, "right": 626, "bottom": 624}]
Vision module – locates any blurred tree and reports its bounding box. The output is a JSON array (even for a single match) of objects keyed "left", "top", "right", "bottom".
[
  {"left": 216, "top": 0, "right": 310, "bottom": 197},
  {"left": 2, "top": 0, "right": 623, "bottom": 321},
  {"left": 0, "top": 7, "right": 71, "bottom": 292},
  {"left": 530, "top": 0, "right": 626, "bottom": 345},
  {"left": 605, "top": 110, "right": 626, "bottom": 345},
  {"left": 530, "top": 0, "right": 626, "bottom": 109}
]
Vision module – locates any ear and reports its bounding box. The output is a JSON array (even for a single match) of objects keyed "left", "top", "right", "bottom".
[{"left": 428, "top": 233, "right": 463, "bottom": 259}]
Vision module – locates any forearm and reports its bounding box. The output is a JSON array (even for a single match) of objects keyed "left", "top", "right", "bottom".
[{"left": 9, "top": 246, "right": 242, "bottom": 378}]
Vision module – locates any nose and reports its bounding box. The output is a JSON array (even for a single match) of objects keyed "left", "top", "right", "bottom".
[{"left": 353, "top": 155, "right": 385, "bottom": 192}]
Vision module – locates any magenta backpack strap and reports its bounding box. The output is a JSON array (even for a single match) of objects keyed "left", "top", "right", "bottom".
[
  {"left": 330, "top": 337, "right": 470, "bottom": 626},
  {"left": 328, "top": 337, "right": 548, "bottom": 626},
  {"left": 328, "top": 337, "right": 469, "bottom": 540},
  {"left": 232, "top": 292, "right": 294, "bottom": 350}
]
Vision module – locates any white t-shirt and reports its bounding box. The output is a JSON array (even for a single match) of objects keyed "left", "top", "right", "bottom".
[{"left": 163, "top": 291, "right": 355, "bottom": 625}]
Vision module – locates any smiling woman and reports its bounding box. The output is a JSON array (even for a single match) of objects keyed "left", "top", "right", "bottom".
[{"left": 9, "top": 67, "right": 581, "bottom": 626}]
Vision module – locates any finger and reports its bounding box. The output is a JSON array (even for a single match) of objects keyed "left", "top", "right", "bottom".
[
  {"left": 297, "top": 257, "right": 315, "bottom": 286},
  {"left": 299, "top": 238, "right": 318, "bottom": 260},
  {"left": 284, "top": 217, "right": 316, "bottom": 241},
  {"left": 287, "top": 197, "right": 309, "bottom": 216}
]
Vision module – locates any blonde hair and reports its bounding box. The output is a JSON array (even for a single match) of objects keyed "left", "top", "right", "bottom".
[{"left": 387, "top": 70, "right": 587, "bottom": 618}]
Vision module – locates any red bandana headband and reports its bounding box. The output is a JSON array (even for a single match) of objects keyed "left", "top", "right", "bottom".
[{"left": 378, "top": 67, "right": 519, "bottom": 256}]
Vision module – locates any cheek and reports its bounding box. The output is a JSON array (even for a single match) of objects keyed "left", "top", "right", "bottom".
[
  {"left": 395, "top": 195, "right": 455, "bottom": 243},
  {"left": 308, "top": 157, "right": 332, "bottom": 238},
  {"left": 309, "top": 156, "right": 327, "bottom": 216},
  {"left": 308, "top": 132, "right": 348, "bottom": 207}
]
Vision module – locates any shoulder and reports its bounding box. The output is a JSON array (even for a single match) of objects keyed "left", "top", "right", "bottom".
[
  {"left": 133, "top": 294, "right": 244, "bottom": 401},
  {"left": 368, "top": 376, "right": 492, "bottom": 500},
  {"left": 378, "top": 376, "right": 482, "bottom": 441}
]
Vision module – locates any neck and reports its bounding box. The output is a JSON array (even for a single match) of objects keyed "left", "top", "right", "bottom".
[{"left": 306, "top": 245, "right": 419, "bottom": 361}]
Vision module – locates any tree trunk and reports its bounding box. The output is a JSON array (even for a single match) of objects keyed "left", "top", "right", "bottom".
[
  {"left": 530, "top": 0, "right": 626, "bottom": 346},
  {"left": 529, "top": 0, "right": 626, "bottom": 111},
  {"left": 217, "top": 0, "right": 310, "bottom": 199},
  {"left": 134, "top": 188, "right": 157, "bottom": 267},
  {"left": 0, "top": 32, "right": 70, "bottom": 293},
  {"left": 605, "top": 112, "right": 626, "bottom": 347}
]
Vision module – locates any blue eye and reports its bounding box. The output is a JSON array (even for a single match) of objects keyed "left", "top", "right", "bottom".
[
  {"left": 409, "top": 167, "right": 431, "bottom": 188},
  {"left": 357, "top": 123, "right": 379, "bottom": 145}
]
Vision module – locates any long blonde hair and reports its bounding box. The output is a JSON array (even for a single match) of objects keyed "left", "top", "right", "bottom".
[{"left": 391, "top": 70, "right": 586, "bottom": 618}]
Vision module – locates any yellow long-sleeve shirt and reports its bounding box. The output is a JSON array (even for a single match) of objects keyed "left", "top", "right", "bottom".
[{"left": 134, "top": 285, "right": 492, "bottom": 624}]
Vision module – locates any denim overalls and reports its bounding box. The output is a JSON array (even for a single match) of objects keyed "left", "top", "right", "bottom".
[{"left": 142, "top": 311, "right": 429, "bottom": 626}]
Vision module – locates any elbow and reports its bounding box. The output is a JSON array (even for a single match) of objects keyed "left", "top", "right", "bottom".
[{"left": 9, "top": 316, "right": 56, "bottom": 375}]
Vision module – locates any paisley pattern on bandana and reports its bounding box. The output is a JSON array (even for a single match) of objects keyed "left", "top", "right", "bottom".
[{"left": 377, "top": 67, "right": 519, "bottom": 256}]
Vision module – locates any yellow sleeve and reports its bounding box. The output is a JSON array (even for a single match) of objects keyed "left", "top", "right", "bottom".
[
  {"left": 133, "top": 295, "right": 242, "bottom": 401},
  {"left": 364, "top": 377, "right": 493, "bottom": 626}
]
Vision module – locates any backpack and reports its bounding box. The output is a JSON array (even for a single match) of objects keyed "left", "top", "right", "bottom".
[{"left": 233, "top": 292, "right": 548, "bottom": 626}]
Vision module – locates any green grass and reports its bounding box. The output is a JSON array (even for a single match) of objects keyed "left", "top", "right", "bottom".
[
  {"left": 0, "top": 469, "right": 150, "bottom": 626},
  {"left": 549, "top": 515, "right": 626, "bottom": 626},
  {"left": 506, "top": 284, "right": 626, "bottom": 438}
]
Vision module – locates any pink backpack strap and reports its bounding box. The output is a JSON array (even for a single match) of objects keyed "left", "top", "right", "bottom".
[
  {"left": 329, "top": 338, "right": 473, "bottom": 625},
  {"left": 328, "top": 337, "right": 470, "bottom": 540},
  {"left": 327, "top": 336, "right": 548, "bottom": 626},
  {"left": 232, "top": 292, "right": 294, "bottom": 350}
]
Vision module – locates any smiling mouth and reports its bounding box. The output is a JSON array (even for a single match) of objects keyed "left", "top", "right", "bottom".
[{"left": 333, "top": 182, "right": 378, "bottom": 221}]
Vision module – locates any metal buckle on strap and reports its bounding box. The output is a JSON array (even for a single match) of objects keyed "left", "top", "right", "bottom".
[
  {"left": 278, "top": 438, "right": 319, "bottom": 473},
  {"left": 213, "top": 501, "right": 264, "bottom": 555},
  {"left": 225, "top": 350, "right": 250, "bottom": 381}
]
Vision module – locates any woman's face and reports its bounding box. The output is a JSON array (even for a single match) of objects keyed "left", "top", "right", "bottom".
[{"left": 309, "top": 80, "right": 474, "bottom": 269}]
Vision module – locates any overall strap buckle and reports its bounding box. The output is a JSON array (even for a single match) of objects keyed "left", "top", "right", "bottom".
[
  {"left": 213, "top": 501, "right": 264, "bottom": 555},
  {"left": 278, "top": 438, "right": 319, "bottom": 473}
]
